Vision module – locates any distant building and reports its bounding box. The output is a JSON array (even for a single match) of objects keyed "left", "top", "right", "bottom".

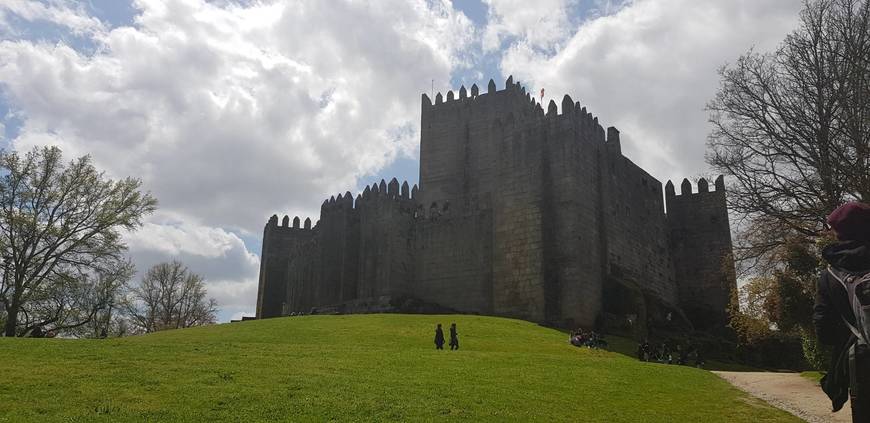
[{"left": 256, "top": 77, "right": 736, "bottom": 333}]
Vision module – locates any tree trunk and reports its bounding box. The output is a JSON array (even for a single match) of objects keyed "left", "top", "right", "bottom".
[{"left": 3, "top": 303, "right": 18, "bottom": 337}]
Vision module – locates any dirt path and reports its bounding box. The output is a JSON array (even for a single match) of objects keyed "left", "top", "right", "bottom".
[{"left": 714, "top": 371, "right": 851, "bottom": 423}]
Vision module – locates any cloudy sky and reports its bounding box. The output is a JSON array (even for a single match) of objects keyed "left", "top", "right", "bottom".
[{"left": 0, "top": 0, "right": 803, "bottom": 322}]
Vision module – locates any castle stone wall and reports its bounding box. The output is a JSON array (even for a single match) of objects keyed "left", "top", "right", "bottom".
[
  {"left": 286, "top": 234, "right": 320, "bottom": 313},
  {"left": 666, "top": 176, "right": 735, "bottom": 331},
  {"left": 601, "top": 143, "right": 677, "bottom": 304},
  {"left": 490, "top": 113, "right": 547, "bottom": 322},
  {"left": 539, "top": 99, "right": 606, "bottom": 327},
  {"left": 414, "top": 210, "right": 493, "bottom": 314},
  {"left": 356, "top": 180, "right": 416, "bottom": 299},
  {"left": 256, "top": 215, "right": 315, "bottom": 318}
]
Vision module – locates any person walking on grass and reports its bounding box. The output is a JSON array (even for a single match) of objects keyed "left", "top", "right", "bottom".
[
  {"left": 434, "top": 323, "right": 445, "bottom": 350},
  {"left": 814, "top": 202, "right": 870, "bottom": 422},
  {"left": 449, "top": 323, "right": 459, "bottom": 351}
]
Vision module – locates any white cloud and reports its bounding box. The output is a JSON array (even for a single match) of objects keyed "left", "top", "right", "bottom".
[
  {"left": 0, "top": 0, "right": 106, "bottom": 36},
  {"left": 0, "top": 0, "right": 475, "bottom": 321},
  {"left": 495, "top": 0, "right": 802, "bottom": 186},
  {"left": 482, "top": 0, "right": 571, "bottom": 52},
  {"left": 123, "top": 216, "right": 261, "bottom": 320},
  {"left": 0, "top": 0, "right": 474, "bottom": 232}
]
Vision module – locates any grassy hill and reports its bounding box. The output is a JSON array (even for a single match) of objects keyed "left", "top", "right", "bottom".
[{"left": 0, "top": 314, "right": 798, "bottom": 422}]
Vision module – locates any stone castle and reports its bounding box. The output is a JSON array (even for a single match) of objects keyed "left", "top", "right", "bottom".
[{"left": 256, "top": 77, "right": 736, "bottom": 334}]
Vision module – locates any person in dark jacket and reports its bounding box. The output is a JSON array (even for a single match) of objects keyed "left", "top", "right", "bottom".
[
  {"left": 449, "top": 323, "right": 459, "bottom": 350},
  {"left": 814, "top": 201, "right": 870, "bottom": 421},
  {"left": 434, "top": 324, "right": 445, "bottom": 350}
]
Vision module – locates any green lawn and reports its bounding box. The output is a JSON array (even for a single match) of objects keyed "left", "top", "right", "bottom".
[
  {"left": 0, "top": 314, "right": 799, "bottom": 422},
  {"left": 800, "top": 371, "right": 825, "bottom": 384}
]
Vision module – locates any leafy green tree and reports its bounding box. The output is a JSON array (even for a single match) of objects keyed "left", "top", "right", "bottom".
[
  {"left": 728, "top": 276, "right": 777, "bottom": 343},
  {"left": 0, "top": 146, "right": 156, "bottom": 337},
  {"left": 65, "top": 260, "right": 136, "bottom": 338}
]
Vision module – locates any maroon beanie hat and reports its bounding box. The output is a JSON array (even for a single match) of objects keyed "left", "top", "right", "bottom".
[{"left": 827, "top": 201, "right": 870, "bottom": 241}]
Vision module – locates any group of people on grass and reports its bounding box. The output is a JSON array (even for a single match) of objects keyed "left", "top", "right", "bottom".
[
  {"left": 568, "top": 329, "right": 606, "bottom": 349},
  {"left": 636, "top": 340, "right": 703, "bottom": 367},
  {"left": 433, "top": 323, "right": 459, "bottom": 350}
]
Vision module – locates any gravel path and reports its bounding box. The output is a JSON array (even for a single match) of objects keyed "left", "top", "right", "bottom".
[{"left": 714, "top": 371, "right": 851, "bottom": 423}]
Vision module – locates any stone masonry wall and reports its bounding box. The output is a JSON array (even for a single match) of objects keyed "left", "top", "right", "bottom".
[
  {"left": 540, "top": 97, "right": 606, "bottom": 327},
  {"left": 356, "top": 179, "right": 416, "bottom": 299},
  {"left": 286, "top": 234, "right": 320, "bottom": 313},
  {"left": 490, "top": 113, "right": 547, "bottom": 322},
  {"left": 666, "top": 176, "right": 734, "bottom": 331},
  {"left": 256, "top": 215, "right": 315, "bottom": 318},
  {"left": 601, "top": 139, "right": 676, "bottom": 305},
  {"left": 414, "top": 210, "right": 493, "bottom": 314}
]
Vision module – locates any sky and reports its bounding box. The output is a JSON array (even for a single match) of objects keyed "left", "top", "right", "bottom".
[{"left": 0, "top": 0, "right": 803, "bottom": 322}]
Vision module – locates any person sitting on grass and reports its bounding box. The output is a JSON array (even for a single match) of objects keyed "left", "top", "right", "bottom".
[
  {"left": 586, "top": 331, "right": 604, "bottom": 349},
  {"left": 638, "top": 339, "right": 651, "bottom": 361},
  {"left": 659, "top": 342, "right": 672, "bottom": 364},
  {"left": 569, "top": 330, "right": 583, "bottom": 347},
  {"left": 676, "top": 344, "right": 688, "bottom": 365}
]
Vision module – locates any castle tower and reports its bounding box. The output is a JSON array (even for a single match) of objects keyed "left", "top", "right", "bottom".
[
  {"left": 256, "top": 214, "right": 315, "bottom": 318},
  {"left": 666, "top": 176, "right": 735, "bottom": 331}
]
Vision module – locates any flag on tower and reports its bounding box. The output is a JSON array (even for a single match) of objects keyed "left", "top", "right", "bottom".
[{"left": 540, "top": 88, "right": 545, "bottom": 102}]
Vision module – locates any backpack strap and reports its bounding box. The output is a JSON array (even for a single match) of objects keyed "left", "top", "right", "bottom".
[
  {"left": 849, "top": 343, "right": 859, "bottom": 397},
  {"left": 827, "top": 267, "right": 869, "bottom": 346}
]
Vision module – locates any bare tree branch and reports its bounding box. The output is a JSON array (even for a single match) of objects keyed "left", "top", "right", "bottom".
[
  {"left": 707, "top": 0, "right": 870, "bottom": 272},
  {"left": 125, "top": 261, "right": 218, "bottom": 333}
]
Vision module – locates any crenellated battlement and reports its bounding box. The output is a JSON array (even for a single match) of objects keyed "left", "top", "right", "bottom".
[
  {"left": 423, "top": 75, "right": 540, "bottom": 117},
  {"left": 665, "top": 175, "right": 726, "bottom": 198},
  {"left": 266, "top": 214, "right": 316, "bottom": 232},
  {"left": 424, "top": 76, "right": 613, "bottom": 137},
  {"left": 315, "top": 178, "right": 419, "bottom": 215}
]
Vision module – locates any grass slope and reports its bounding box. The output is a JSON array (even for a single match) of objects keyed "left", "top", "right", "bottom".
[{"left": 0, "top": 314, "right": 799, "bottom": 422}]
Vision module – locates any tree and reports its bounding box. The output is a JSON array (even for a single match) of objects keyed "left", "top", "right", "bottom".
[
  {"left": 24, "top": 259, "right": 135, "bottom": 338},
  {"left": 707, "top": 0, "right": 870, "bottom": 272},
  {"left": 65, "top": 260, "right": 136, "bottom": 338},
  {"left": 729, "top": 276, "right": 777, "bottom": 343},
  {"left": 125, "top": 261, "right": 218, "bottom": 333},
  {"left": 0, "top": 146, "right": 156, "bottom": 337}
]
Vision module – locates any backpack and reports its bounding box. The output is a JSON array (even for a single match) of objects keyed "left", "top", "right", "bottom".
[
  {"left": 828, "top": 267, "right": 870, "bottom": 347},
  {"left": 827, "top": 267, "right": 870, "bottom": 395}
]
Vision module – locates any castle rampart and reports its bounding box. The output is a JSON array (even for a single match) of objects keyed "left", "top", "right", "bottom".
[{"left": 256, "top": 77, "right": 736, "bottom": 334}]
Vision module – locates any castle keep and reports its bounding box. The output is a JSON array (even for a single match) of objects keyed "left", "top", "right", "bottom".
[{"left": 256, "top": 77, "right": 736, "bottom": 333}]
